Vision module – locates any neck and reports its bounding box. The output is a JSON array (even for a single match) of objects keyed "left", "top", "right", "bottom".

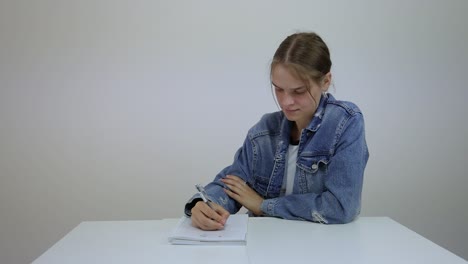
[
  {"left": 290, "top": 123, "right": 302, "bottom": 143},
  {"left": 294, "top": 120, "right": 308, "bottom": 133}
]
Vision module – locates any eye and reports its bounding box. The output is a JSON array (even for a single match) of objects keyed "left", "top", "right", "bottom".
[
  {"left": 274, "top": 87, "right": 284, "bottom": 93},
  {"left": 294, "top": 88, "right": 307, "bottom": 94}
]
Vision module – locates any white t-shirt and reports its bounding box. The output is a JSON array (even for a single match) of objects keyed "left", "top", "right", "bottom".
[{"left": 280, "top": 144, "right": 299, "bottom": 196}]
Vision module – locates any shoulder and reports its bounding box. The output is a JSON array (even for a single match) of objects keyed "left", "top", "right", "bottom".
[
  {"left": 325, "top": 94, "right": 363, "bottom": 118},
  {"left": 247, "top": 111, "right": 284, "bottom": 138},
  {"left": 320, "top": 95, "right": 366, "bottom": 136},
  {"left": 318, "top": 95, "right": 367, "bottom": 153}
]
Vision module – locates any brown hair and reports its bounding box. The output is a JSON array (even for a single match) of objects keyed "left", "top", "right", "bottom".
[{"left": 270, "top": 32, "right": 332, "bottom": 100}]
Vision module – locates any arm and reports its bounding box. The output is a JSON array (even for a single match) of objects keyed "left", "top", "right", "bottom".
[
  {"left": 184, "top": 133, "right": 255, "bottom": 216},
  {"left": 261, "top": 114, "right": 369, "bottom": 224}
]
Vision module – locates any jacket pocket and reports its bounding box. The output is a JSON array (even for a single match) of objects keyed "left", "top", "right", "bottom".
[{"left": 296, "top": 155, "right": 329, "bottom": 193}]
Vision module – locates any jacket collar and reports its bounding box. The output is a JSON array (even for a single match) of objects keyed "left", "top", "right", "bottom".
[{"left": 306, "top": 93, "right": 330, "bottom": 132}]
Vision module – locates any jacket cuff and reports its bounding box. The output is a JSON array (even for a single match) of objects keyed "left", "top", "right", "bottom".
[{"left": 260, "top": 198, "right": 277, "bottom": 216}]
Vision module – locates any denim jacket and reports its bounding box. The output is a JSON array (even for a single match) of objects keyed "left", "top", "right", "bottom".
[{"left": 185, "top": 94, "right": 369, "bottom": 224}]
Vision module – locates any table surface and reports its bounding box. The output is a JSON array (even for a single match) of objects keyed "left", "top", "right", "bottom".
[{"left": 32, "top": 216, "right": 466, "bottom": 264}]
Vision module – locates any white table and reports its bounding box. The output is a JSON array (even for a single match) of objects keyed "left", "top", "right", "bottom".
[{"left": 32, "top": 217, "right": 466, "bottom": 264}]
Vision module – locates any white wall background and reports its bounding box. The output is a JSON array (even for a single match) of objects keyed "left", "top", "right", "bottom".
[{"left": 1, "top": 0, "right": 467, "bottom": 263}]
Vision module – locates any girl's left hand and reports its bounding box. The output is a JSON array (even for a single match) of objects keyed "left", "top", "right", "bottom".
[{"left": 221, "top": 175, "right": 264, "bottom": 216}]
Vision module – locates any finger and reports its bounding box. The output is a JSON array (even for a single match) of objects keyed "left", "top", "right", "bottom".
[
  {"left": 224, "top": 175, "right": 249, "bottom": 191},
  {"left": 211, "top": 203, "right": 230, "bottom": 224},
  {"left": 191, "top": 203, "right": 224, "bottom": 230},
  {"left": 224, "top": 187, "right": 241, "bottom": 200},
  {"left": 203, "top": 203, "right": 228, "bottom": 225},
  {"left": 211, "top": 202, "right": 228, "bottom": 214},
  {"left": 193, "top": 214, "right": 224, "bottom": 230},
  {"left": 222, "top": 182, "right": 240, "bottom": 195},
  {"left": 219, "top": 209, "right": 230, "bottom": 221},
  {"left": 200, "top": 216, "right": 225, "bottom": 230},
  {"left": 221, "top": 178, "right": 245, "bottom": 193},
  {"left": 225, "top": 175, "right": 245, "bottom": 185}
]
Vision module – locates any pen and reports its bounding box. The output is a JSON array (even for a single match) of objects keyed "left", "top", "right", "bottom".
[{"left": 195, "top": 184, "right": 214, "bottom": 210}]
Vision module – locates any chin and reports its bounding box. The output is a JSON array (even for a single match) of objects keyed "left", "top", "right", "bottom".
[{"left": 283, "top": 114, "right": 298, "bottom": 122}]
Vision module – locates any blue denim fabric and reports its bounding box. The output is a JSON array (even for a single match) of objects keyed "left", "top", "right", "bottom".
[{"left": 185, "top": 94, "right": 369, "bottom": 224}]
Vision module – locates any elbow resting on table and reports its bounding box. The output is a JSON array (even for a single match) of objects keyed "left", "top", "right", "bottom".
[{"left": 313, "top": 205, "right": 360, "bottom": 224}]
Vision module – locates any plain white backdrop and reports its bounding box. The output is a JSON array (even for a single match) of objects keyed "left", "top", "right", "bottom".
[{"left": 1, "top": 1, "right": 467, "bottom": 263}]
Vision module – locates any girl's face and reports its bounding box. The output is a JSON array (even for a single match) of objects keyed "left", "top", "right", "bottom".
[{"left": 271, "top": 64, "right": 330, "bottom": 129}]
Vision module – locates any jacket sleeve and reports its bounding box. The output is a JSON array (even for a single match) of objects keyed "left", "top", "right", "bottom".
[
  {"left": 260, "top": 113, "right": 369, "bottom": 224},
  {"left": 184, "top": 133, "right": 254, "bottom": 216}
]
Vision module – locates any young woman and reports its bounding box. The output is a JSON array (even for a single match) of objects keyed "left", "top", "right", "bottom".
[{"left": 185, "top": 32, "right": 369, "bottom": 230}]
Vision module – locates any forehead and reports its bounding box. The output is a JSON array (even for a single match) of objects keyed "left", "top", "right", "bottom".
[{"left": 271, "top": 64, "right": 305, "bottom": 89}]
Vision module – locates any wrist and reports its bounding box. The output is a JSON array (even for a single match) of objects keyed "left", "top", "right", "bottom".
[{"left": 254, "top": 200, "right": 264, "bottom": 216}]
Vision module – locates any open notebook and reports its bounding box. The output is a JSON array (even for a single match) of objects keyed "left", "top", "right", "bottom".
[{"left": 168, "top": 214, "right": 248, "bottom": 245}]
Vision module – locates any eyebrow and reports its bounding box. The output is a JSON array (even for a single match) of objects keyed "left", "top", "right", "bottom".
[{"left": 271, "top": 82, "right": 305, "bottom": 90}]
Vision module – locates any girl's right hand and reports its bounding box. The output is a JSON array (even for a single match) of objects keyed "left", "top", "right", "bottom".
[{"left": 190, "top": 201, "right": 230, "bottom": 230}]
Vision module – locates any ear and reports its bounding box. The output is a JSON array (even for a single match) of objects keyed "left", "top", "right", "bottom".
[{"left": 321, "top": 72, "right": 332, "bottom": 91}]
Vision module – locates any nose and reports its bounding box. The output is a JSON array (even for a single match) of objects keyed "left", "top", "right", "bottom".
[{"left": 282, "top": 93, "right": 294, "bottom": 106}]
